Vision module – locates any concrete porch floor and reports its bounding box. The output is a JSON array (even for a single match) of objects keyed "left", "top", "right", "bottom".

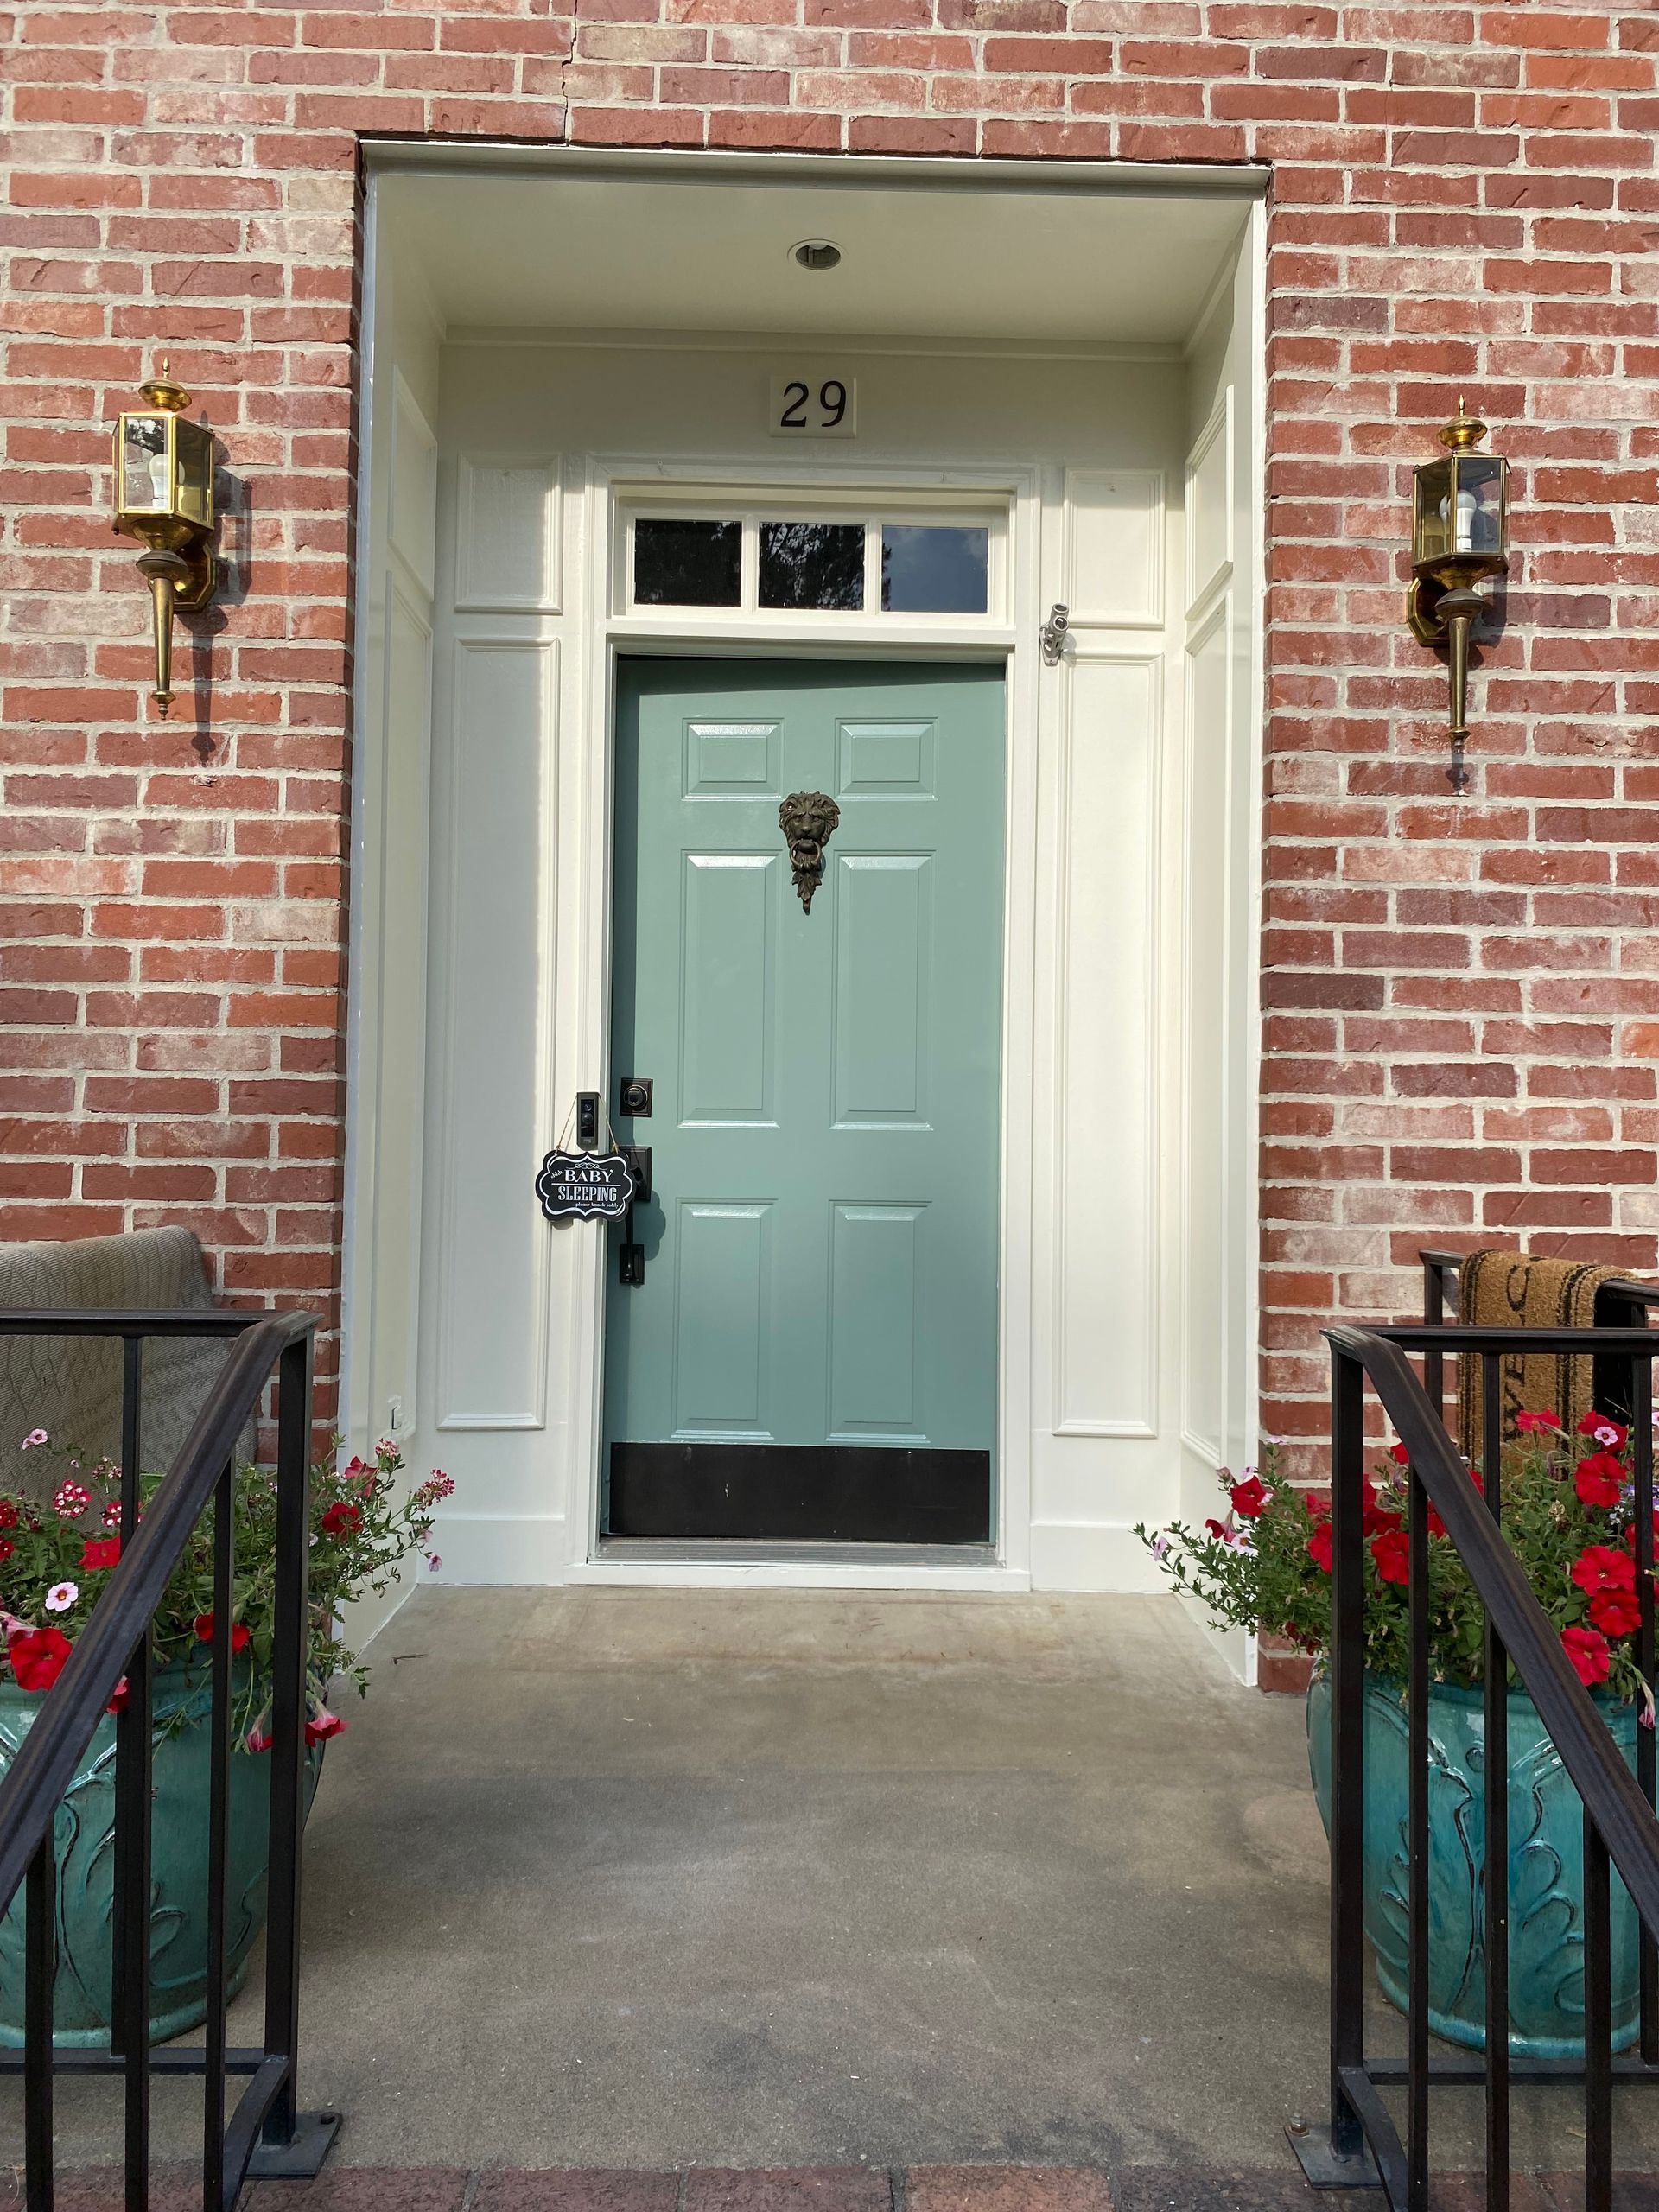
[
  {"left": 18, "top": 1587, "right": 1659, "bottom": 2191},
  {"left": 289, "top": 1588, "right": 1321, "bottom": 2171}
]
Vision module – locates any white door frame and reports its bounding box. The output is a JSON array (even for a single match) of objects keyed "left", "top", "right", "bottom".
[
  {"left": 342, "top": 147, "right": 1268, "bottom": 1603},
  {"left": 563, "top": 458, "right": 1039, "bottom": 1589}
]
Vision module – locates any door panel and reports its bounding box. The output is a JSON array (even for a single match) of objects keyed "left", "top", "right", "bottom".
[
  {"left": 830, "top": 1202, "right": 925, "bottom": 1436},
  {"left": 833, "top": 853, "right": 930, "bottom": 1125},
  {"left": 604, "top": 658, "right": 1004, "bottom": 1543},
  {"left": 672, "top": 1200, "right": 771, "bottom": 1432},
  {"left": 680, "top": 854, "right": 776, "bottom": 1123}
]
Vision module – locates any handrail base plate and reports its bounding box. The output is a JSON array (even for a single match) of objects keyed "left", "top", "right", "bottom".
[
  {"left": 1286, "top": 2124, "right": 1382, "bottom": 2190},
  {"left": 248, "top": 2111, "right": 341, "bottom": 2178}
]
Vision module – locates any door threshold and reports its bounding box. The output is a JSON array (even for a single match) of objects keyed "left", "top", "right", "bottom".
[{"left": 594, "top": 1536, "right": 1000, "bottom": 1570}]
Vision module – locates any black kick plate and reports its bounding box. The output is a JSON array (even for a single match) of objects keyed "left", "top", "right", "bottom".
[{"left": 606, "top": 1441, "right": 992, "bottom": 1544}]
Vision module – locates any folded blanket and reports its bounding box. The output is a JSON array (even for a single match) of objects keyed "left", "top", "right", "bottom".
[{"left": 1458, "top": 1249, "right": 1630, "bottom": 1461}]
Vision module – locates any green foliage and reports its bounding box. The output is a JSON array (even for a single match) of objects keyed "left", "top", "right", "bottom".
[
  {"left": 1135, "top": 1416, "right": 1654, "bottom": 1708},
  {"left": 0, "top": 1434, "right": 452, "bottom": 1742}
]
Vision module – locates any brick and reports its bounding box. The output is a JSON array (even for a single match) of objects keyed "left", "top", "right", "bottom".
[
  {"left": 0, "top": 0, "right": 1653, "bottom": 1497},
  {"left": 683, "top": 2178, "right": 893, "bottom": 2212},
  {"left": 471, "top": 2177, "right": 681, "bottom": 2212},
  {"left": 906, "top": 2174, "right": 1114, "bottom": 2212}
]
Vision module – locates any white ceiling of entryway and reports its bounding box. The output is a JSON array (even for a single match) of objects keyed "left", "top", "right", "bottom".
[{"left": 380, "top": 158, "right": 1255, "bottom": 347}]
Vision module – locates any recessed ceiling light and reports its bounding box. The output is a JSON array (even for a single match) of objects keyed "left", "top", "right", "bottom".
[{"left": 791, "top": 241, "right": 842, "bottom": 272}]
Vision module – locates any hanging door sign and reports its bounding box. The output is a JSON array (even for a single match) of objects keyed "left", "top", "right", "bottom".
[{"left": 535, "top": 1148, "right": 636, "bottom": 1223}]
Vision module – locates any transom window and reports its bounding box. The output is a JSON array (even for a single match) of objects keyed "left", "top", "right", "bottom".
[{"left": 624, "top": 507, "right": 999, "bottom": 620}]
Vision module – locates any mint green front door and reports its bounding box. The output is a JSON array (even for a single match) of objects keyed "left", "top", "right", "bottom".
[{"left": 603, "top": 659, "right": 1004, "bottom": 1543}]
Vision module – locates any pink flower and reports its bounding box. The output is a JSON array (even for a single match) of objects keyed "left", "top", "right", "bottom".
[
  {"left": 21, "top": 1428, "right": 48, "bottom": 1450},
  {"left": 304, "top": 1707, "right": 346, "bottom": 1746},
  {"left": 427, "top": 1553, "right": 442, "bottom": 1573},
  {"left": 44, "top": 1581, "right": 78, "bottom": 1614},
  {"left": 1579, "top": 1410, "right": 1629, "bottom": 1451},
  {"left": 246, "top": 1724, "right": 274, "bottom": 1753}
]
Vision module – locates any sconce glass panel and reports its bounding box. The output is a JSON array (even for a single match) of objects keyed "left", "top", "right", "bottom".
[
  {"left": 1449, "top": 453, "right": 1506, "bottom": 557},
  {"left": 174, "top": 418, "right": 214, "bottom": 529},
  {"left": 119, "top": 416, "right": 172, "bottom": 513}
]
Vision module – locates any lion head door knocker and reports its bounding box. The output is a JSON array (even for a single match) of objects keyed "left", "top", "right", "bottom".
[{"left": 778, "top": 791, "right": 840, "bottom": 914}]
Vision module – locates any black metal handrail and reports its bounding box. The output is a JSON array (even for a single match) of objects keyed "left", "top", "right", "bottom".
[
  {"left": 1295, "top": 1320, "right": 1659, "bottom": 2210},
  {"left": 0, "top": 1307, "right": 339, "bottom": 2212}
]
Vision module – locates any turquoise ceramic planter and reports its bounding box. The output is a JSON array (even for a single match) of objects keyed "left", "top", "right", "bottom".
[
  {"left": 0, "top": 1662, "right": 321, "bottom": 2047},
  {"left": 1307, "top": 1671, "right": 1641, "bottom": 2059}
]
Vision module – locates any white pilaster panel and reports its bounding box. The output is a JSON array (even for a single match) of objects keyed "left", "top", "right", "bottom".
[
  {"left": 389, "top": 370, "right": 438, "bottom": 595},
  {"left": 1063, "top": 469, "right": 1164, "bottom": 628},
  {"left": 433, "top": 638, "right": 556, "bottom": 1429},
  {"left": 1181, "top": 598, "right": 1230, "bottom": 1464},
  {"left": 1185, "top": 391, "right": 1233, "bottom": 618},
  {"left": 456, "top": 455, "right": 563, "bottom": 611},
  {"left": 1052, "top": 652, "right": 1161, "bottom": 1437}
]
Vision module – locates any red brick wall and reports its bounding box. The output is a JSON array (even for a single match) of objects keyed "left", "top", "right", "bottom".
[{"left": 3, "top": 1, "right": 1656, "bottom": 1465}]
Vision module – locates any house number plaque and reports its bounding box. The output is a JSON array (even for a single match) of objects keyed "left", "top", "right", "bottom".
[
  {"left": 768, "top": 373, "right": 856, "bottom": 438},
  {"left": 535, "top": 1148, "right": 636, "bottom": 1223}
]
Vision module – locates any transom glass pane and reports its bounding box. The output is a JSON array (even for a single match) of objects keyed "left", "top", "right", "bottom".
[
  {"left": 759, "top": 521, "right": 864, "bottom": 611},
  {"left": 633, "top": 518, "right": 741, "bottom": 607},
  {"left": 880, "top": 524, "right": 988, "bottom": 614}
]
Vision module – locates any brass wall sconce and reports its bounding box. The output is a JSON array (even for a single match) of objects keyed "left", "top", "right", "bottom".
[
  {"left": 111, "top": 360, "right": 217, "bottom": 717},
  {"left": 1408, "top": 399, "right": 1510, "bottom": 791}
]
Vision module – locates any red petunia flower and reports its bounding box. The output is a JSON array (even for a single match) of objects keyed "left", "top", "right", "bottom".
[
  {"left": 106, "top": 1675, "right": 129, "bottom": 1716},
  {"left": 193, "top": 1612, "right": 251, "bottom": 1653},
  {"left": 1307, "top": 1518, "right": 1334, "bottom": 1574},
  {"left": 79, "top": 1536, "right": 121, "bottom": 1571},
  {"left": 1590, "top": 1588, "right": 1643, "bottom": 1640},
  {"left": 1576, "top": 1452, "right": 1625, "bottom": 1510},
  {"left": 1370, "top": 1527, "right": 1411, "bottom": 1586},
  {"left": 319, "top": 1500, "right": 362, "bottom": 1541},
  {"left": 1230, "top": 1475, "right": 1269, "bottom": 1520},
  {"left": 304, "top": 1708, "right": 346, "bottom": 1747},
  {"left": 1389, "top": 1443, "right": 1410, "bottom": 1465},
  {"left": 7, "top": 1625, "right": 73, "bottom": 1694},
  {"left": 1517, "top": 1410, "right": 1562, "bottom": 1435},
  {"left": 1573, "top": 1544, "right": 1637, "bottom": 1598},
  {"left": 1562, "top": 1624, "right": 1611, "bottom": 1688}
]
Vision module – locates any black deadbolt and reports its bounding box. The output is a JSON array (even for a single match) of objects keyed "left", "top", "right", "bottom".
[{"left": 619, "top": 1077, "right": 652, "bottom": 1118}]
